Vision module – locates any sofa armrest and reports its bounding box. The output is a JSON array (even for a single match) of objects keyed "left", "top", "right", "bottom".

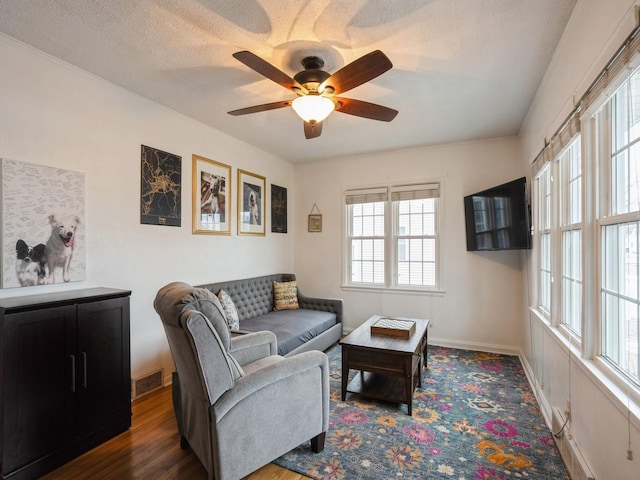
[
  {"left": 213, "top": 350, "right": 329, "bottom": 424},
  {"left": 297, "top": 291, "right": 343, "bottom": 324},
  {"left": 229, "top": 330, "right": 277, "bottom": 366}
]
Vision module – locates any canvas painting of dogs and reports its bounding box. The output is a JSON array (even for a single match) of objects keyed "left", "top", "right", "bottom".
[{"left": 1, "top": 158, "right": 86, "bottom": 288}]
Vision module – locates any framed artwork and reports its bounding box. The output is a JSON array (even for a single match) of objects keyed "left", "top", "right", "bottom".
[
  {"left": 237, "top": 169, "right": 266, "bottom": 236},
  {"left": 140, "top": 145, "right": 181, "bottom": 227},
  {"left": 308, "top": 214, "right": 323, "bottom": 232},
  {"left": 271, "top": 184, "right": 287, "bottom": 233},
  {"left": 308, "top": 203, "right": 323, "bottom": 232},
  {"left": 192, "top": 155, "right": 231, "bottom": 235},
  {"left": 1, "top": 158, "right": 86, "bottom": 288}
]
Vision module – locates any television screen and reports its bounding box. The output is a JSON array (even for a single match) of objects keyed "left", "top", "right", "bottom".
[{"left": 464, "top": 177, "right": 531, "bottom": 251}]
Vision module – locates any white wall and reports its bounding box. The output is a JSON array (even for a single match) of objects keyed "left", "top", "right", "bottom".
[
  {"left": 5, "top": 3, "right": 638, "bottom": 475},
  {"left": 293, "top": 137, "right": 526, "bottom": 353},
  {"left": 0, "top": 34, "right": 295, "bottom": 383},
  {"left": 519, "top": 1, "right": 640, "bottom": 479}
]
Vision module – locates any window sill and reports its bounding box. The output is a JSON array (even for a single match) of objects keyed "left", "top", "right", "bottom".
[{"left": 340, "top": 284, "right": 446, "bottom": 296}]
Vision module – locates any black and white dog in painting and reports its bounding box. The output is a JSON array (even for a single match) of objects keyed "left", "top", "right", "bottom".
[
  {"left": 15, "top": 239, "right": 47, "bottom": 287},
  {"left": 248, "top": 188, "right": 259, "bottom": 225},
  {"left": 45, "top": 214, "right": 80, "bottom": 284}
]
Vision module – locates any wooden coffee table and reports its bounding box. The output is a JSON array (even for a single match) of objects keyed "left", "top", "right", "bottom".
[{"left": 340, "top": 315, "right": 430, "bottom": 415}]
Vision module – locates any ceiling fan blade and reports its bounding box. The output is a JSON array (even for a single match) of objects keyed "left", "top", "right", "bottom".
[
  {"left": 320, "top": 50, "right": 392, "bottom": 95},
  {"left": 233, "top": 51, "right": 308, "bottom": 94},
  {"left": 304, "top": 121, "right": 323, "bottom": 139},
  {"left": 228, "top": 100, "right": 292, "bottom": 116},
  {"left": 334, "top": 97, "right": 398, "bottom": 121}
]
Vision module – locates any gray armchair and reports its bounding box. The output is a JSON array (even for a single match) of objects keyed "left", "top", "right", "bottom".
[{"left": 154, "top": 282, "right": 329, "bottom": 480}]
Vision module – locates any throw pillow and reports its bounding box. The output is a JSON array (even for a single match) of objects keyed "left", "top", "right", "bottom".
[
  {"left": 217, "top": 289, "right": 240, "bottom": 330},
  {"left": 273, "top": 280, "right": 299, "bottom": 311}
]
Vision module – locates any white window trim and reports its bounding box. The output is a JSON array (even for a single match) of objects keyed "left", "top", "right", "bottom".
[{"left": 341, "top": 180, "right": 445, "bottom": 294}]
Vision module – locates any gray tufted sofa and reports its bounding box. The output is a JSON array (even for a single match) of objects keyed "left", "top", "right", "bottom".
[{"left": 196, "top": 273, "right": 343, "bottom": 356}]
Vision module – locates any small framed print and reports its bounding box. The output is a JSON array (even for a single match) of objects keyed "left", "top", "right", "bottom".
[
  {"left": 308, "top": 214, "right": 322, "bottom": 232},
  {"left": 271, "top": 184, "right": 287, "bottom": 233},
  {"left": 192, "top": 155, "right": 231, "bottom": 235},
  {"left": 238, "top": 169, "right": 266, "bottom": 236}
]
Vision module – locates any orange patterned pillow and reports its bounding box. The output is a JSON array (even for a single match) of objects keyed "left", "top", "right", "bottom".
[{"left": 273, "top": 281, "right": 299, "bottom": 311}]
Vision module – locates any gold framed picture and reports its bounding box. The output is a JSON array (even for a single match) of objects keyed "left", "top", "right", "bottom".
[
  {"left": 237, "top": 169, "right": 266, "bottom": 236},
  {"left": 308, "top": 214, "right": 322, "bottom": 232},
  {"left": 192, "top": 154, "right": 231, "bottom": 235}
]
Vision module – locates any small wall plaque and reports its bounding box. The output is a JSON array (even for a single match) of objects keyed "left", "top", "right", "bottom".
[{"left": 308, "top": 204, "right": 322, "bottom": 232}]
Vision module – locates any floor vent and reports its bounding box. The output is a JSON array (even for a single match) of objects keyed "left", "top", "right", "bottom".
[
  {"left": 132, "top": 368, "right": 164, "bottom": 399},
  {"left": 551, "top": 407, "right": 595, "bottom": 480}
]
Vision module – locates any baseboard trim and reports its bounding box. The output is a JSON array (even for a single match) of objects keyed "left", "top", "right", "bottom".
[{"left": 428, "top": 336, "right": 519, "bottom": 356}]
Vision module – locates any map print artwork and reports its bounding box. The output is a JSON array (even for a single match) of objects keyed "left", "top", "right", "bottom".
[{"left": 140, "top": 145, "right": 181, "bottom": 226}]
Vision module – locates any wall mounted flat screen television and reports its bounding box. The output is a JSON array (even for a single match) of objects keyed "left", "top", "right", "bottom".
[{"left": 464, "top": 177, "right": 532, "bottom": 251}]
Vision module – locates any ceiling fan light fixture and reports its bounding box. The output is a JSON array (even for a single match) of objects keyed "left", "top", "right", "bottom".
[{"left": 292, "top": 95, "right": 335, "bottom": 124}]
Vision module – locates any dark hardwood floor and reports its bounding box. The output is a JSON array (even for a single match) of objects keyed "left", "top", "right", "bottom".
[{"left": 41, "top": 386, "right": 308, "bottom": 480}]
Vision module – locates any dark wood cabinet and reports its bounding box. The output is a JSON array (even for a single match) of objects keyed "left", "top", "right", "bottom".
[{"left": 0, "top": 288, "right": 131, "bottom": 480}]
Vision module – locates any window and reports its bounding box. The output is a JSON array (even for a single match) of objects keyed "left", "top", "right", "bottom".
[
  {"left": 346, "top": 188, "right": 387, "bottom": 285},
  {"left": 394, "top": 186, "right": 438, "bottom": 287},
  {"left": 536, "top": 165, "right": 552, "bottom": 316},
  {"left": 597, "top": 69, "right": 640, "bottom": 385},
  {"left": 559, "top": 137, "right": 582, "bottom": 336},
  {"left": 345, "top": 183, "right": 441, "bottom": 290},
  {"left": 530, "top": 28, "right": 640, "bottom": 410}
]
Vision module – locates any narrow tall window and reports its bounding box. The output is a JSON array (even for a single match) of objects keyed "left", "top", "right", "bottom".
[
  {"left": 346, "top": 188, "right": 387, "bottom": 285},
  {"left": 393, "top": 184, "right": 439, "bottom": 287},
  {"left": 537, "top": 165, "right": 552, "bottom": 316},
  {"left": 560, "top": 137, "right": 582, "bottom": 336}
]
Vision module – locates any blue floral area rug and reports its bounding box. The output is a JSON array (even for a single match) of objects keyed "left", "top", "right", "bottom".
[{"left": 274, "top": 345, "right": 568, "bottom": 480}]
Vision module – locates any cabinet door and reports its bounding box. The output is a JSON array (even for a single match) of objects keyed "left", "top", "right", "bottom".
[
  {"left": 2, "top": 305, "right": 77, "bottom": 474},
  {"left": 76, "top": 297, "right": 131, "bottom": 434}
]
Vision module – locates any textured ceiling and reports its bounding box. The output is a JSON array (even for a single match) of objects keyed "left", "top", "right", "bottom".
[{"left": 0, "top": 0, "right": 577, "bottom": 163}]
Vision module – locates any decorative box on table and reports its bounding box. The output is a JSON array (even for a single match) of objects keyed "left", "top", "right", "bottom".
[{"left": 370, "top": 317, "right": 416, "bottom": 339}]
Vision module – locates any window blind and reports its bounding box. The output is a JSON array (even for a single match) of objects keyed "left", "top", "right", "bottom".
[
  {"left": 344, "top": 187, "right": 388, "bottom": 205},
  {"left": 581, "top": 26, "right": 640, "bottom": 115},
  {"left": 390, "top": 183, "right": 440, "bottom": 201},
  {"left": 532, "top": 113, "right": 580, "bottom": 177}
]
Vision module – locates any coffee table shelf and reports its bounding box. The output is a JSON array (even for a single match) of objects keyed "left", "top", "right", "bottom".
[{"left": 346, "top": 372, "right": 411, "bottom": 405}]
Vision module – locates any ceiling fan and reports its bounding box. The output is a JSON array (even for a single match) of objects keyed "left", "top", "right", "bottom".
[{"left": 227, "top": 50, "right": 398, "bottom": 139}]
